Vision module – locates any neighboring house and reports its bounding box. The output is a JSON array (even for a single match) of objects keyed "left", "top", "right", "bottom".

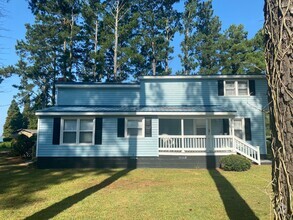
[{"left": 36, "top": 75, "right": 268, "bottom": 168}]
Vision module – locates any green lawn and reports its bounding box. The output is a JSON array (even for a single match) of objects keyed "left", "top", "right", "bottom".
[{"left": 0, "top": 154, "right": 272, "bottom": 220}]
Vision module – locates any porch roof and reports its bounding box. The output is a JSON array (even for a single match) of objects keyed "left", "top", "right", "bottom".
[{"left": 36, "top": 105, "right": 236, "bottom": 116}]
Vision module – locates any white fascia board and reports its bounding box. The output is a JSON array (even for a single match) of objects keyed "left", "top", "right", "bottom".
[
  {"left": 139, "top": 75, "right": 266, "bottom": 80},
  {"left": 36, "top": 111, "right": 236, "bottom": 116},
  {"left": 56, "top": 84, "right": 140, "bottom": 89}
]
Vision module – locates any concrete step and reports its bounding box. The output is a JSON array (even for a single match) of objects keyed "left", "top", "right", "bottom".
[{"left": 260, "top": 159, "right": 272, "bottom": 165}]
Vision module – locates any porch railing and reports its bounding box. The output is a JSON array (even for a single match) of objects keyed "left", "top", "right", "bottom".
[
  {"left": 158, "top": 135, "right": 261, "bottom": 165},
  {"left": 234, "top": 136, "right": 261, "bottom": 165},
  {"left": 158, "top": 135, "right": 233, "bottom": 152}
]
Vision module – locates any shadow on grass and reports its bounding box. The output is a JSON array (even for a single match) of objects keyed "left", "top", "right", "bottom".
[
  {"left": 0, "top": 154, "right": 117, "bottom": 210},
  {"left": 207, "top": 157, "right": 258, "bottom": 220},
  {"left": 24, "top": 169, "right": 132, "bottom": 220}
]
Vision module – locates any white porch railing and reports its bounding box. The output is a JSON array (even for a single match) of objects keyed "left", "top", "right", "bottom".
[
  {"left": 234, "top": 136, "right": 261, "bottom": 165},
  {"left": 158, "top": 135, "right": 261, "bottom": 165}
]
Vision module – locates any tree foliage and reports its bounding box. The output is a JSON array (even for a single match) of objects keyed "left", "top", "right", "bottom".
[
  {"left": 3, "top": 100, "right": 23, "bottom": 139},
  {"left": 264, "top": 0, "right": 293, "bottom": 218},
  {"left": 0, "top": 0, "right": 267, "bottom": 117}
]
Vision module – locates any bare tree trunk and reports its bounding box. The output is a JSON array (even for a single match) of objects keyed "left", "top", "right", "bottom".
[
  {"left": 152, "top": 41, "right": 156, "bottom": 75},
  {"left": 94, "top": 20, "right": 98, "bottom": 81},
  {"left": 165, "top": 19, "right": 170, "bottom": 74},
  {"left": 184, "top": 28, "right": 189, "bottom": 75},
  {"left": 264, "top": 0, "right": 293, "bottom": 219},
  {"left": 69, "top": 11, "right": 74, "bottom": 77},
  {"left": 113, "top": 1, "right": 119, "bottom": 81},
  {"left": 63, "top": 38, "right": 67, "bottom": 80}
]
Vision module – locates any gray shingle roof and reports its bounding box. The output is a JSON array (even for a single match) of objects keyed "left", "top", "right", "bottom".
[{"left": 37, "top": 105, "right": 236, "bottom": 113}]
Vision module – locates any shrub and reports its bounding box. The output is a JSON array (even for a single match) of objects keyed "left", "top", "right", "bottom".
[
  {"left": 220, "top": 155, "right": 251, "bottom": 171},
  {"left": 3, "top": 137, "right": 13, "bottom": 142},
  {"left": 11, "top": 135, "right": 36, "bottom": 158},
  {"left": 0, "top": 141, "right": 12, "bottom": 149}
]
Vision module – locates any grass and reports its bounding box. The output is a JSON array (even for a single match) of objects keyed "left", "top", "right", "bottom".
[
  {"left": 0, "top": 141, "right": 12, "bottom": 152},
  {"left": 0, "top": 154, "right": 272, "bottom": 220}
]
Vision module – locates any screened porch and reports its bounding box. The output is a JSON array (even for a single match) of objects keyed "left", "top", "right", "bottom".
[
  {"left": 158, "top": 118, "right": 260, "bottom": 164},
  {"left": 158, "top": 118, "right": 233, "bottom": 153}
]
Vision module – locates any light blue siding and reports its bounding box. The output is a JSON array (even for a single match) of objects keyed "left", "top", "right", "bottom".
[
  {"left": 140, "top": 78, "right": 268, "bottom": 154},
  {"left": 38, "top": 77, "right": 268, "bottom": 157},
  {"left": 37, "top": 117, "right": 158, "bottom": 157},
  {"left": 57, "top": 87, "right": 140, "bottom": 106}
]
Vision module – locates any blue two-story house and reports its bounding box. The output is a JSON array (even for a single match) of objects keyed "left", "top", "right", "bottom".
[{"left": 36, "top": 75, "right": 268, "bottom": 168}]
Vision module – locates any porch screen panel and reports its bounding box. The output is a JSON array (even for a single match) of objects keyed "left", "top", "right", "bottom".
[
  {"left": 183, "top": 119, "right": 206, "bottom": 135},
  {"left": 211, "top": 119, "right": 223, "bottom": 135},
  {"left": 195, "top": 119, "right": 206, "bottom": 135},
  {"left": 159, "top": 119, "right": 181, "bottom": 135},
  {"left": 184, "top": 119, "right": 195, "bottom": 135}
]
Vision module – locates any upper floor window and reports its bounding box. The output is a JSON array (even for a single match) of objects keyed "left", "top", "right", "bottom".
[
  {"left": 125, "top": 118, "right": 144, "bottom": 137},
  {"left": 224, "top": 80, "right": 249, "bottom": 96},
  {"left": 61, "top": 118, "right": 94, "bottom": 144}
]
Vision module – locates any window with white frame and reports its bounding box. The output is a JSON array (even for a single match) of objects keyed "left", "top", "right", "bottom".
[
  {"left": 61, "top": 118, "right": 94, "bottom": 144},
  {"left": 234, "top": 118, "right": 244, "bottom": 139},
  {"left": 126, "top": 118, "right": 144, "bottom": 137},
  {"left": 224, "top": 80, "right": 249, "bottom": 96}
]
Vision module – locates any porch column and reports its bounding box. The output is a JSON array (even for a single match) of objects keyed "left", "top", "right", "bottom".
[
  {"left": 181, "top": 119, "right": 184, "bottom": 151},
  {"left": 231, "top": 118, "right": 236, "bottom": 152}
]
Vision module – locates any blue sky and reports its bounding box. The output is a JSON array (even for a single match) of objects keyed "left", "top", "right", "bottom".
[{"left": 0, "top": 0, "right": 264, "bottom": 136}]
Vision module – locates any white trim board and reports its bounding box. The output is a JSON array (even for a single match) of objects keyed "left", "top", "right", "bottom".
[
  {"left": 56, "top": 84, "right": 140, "bottom": 89},
  {"left": 140, "top": 75, "right": 266, "bottom": 80},
  {"left": 36, "top": 111, "right": 236, "bottom": 116}
]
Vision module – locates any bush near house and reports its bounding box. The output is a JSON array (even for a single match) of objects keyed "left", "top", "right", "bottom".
[
  {"left": 220, "top": 155, "right": 251, "bottom": 171},
  {"left": 0, "top": 142, "right": 12, "bottom": 151},
  {"left": 11, "top": 135, "right": 36, "bottom": 158}
]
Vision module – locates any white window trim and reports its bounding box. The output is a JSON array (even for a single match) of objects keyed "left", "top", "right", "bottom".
[
  {"left": 224, "top": 80, "right": 250, "bottom": 96},
  {"left": 60, "top": 118, "right": 95, "bottom": 145},
  {"left": 125, "top": 117, "right": 145, "bottom": 138},
  {"left": 233, "top": 118, "right": 245, "bottom": 140}
]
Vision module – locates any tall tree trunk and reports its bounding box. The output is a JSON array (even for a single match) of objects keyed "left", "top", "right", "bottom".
[
  {"left": 184, "top": 28, "right": 190, "bottom": 75},
  {"left": 113, "top": 1, "right": 119, "bottom": 81},
  {"left": 151, "top": 41, "right": 156, "bottom": 75},
  {"left": 264, "top": 0, "right": 293, "bottom": 219},
  {"left": 94, "top": 20, "right": 98, "bottom": 81},
  {"left": 69, "top": 11, "right": 74, "bottom": 77}
]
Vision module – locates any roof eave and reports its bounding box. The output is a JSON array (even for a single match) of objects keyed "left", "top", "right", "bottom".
[{"left": 36, "top": 111, "right": 236, "bottom": 116}]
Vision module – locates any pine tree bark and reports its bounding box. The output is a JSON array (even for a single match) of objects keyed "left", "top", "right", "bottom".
[{"left": 264, "top": 0, "right": 293, "bottom": 219}]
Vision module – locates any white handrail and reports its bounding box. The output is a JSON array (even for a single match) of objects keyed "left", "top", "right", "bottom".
[
  {"left": 158, "top": 135, "right": 261, "bottom": 165},
  {"left": 233, "top": 136, "right": 261, "bottom": 165}
]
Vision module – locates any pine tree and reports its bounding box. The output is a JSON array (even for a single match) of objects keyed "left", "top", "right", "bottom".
[
  {"left": 79, "top": 0, "right": 104, "bottom": 82},
  {"left": 192, "top": 0, "right": 221, "bottom": 75},
  {"left": 245, "top": 29, "right": 265, "bottom": 74},
  {"left": 179, "top": 0, "right": 199, "bottom": 75},
  {"left": 3, "top": 100, "right": 23, "bottom": 139},
  {"left": 22, "top": 96, "right": 38, "bottom": 129},
  {"left": 219, "top": 24, "right": 248, "bottom": 74},
  {"left": 137, "top": 0, "right": 179, "bottom": 76}
]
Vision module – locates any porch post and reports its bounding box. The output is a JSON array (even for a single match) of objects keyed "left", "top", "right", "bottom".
[
  {"left": 231, "top": 118, "right": 236, "bottom": 152},
  {"left": 181, "top": 119, "right": 184, "bottom": 151}
]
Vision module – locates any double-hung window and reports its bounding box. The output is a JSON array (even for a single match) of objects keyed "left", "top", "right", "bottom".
[
  {"left": 61, "top": 118, "right": 94, "bottom": 144},
  {"left": 224, "top": 80, "right": 249, "bottom": 96},
  {"left": 234, "top": 118, "right": 244, "bottom": 139},
  {"left": 126, "top": 118, "right": 144, "bottom": 137}
]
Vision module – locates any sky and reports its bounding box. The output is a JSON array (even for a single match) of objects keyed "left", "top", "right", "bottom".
[{"left": 0, "top": 0, "right": 264, "bottom": 136}]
